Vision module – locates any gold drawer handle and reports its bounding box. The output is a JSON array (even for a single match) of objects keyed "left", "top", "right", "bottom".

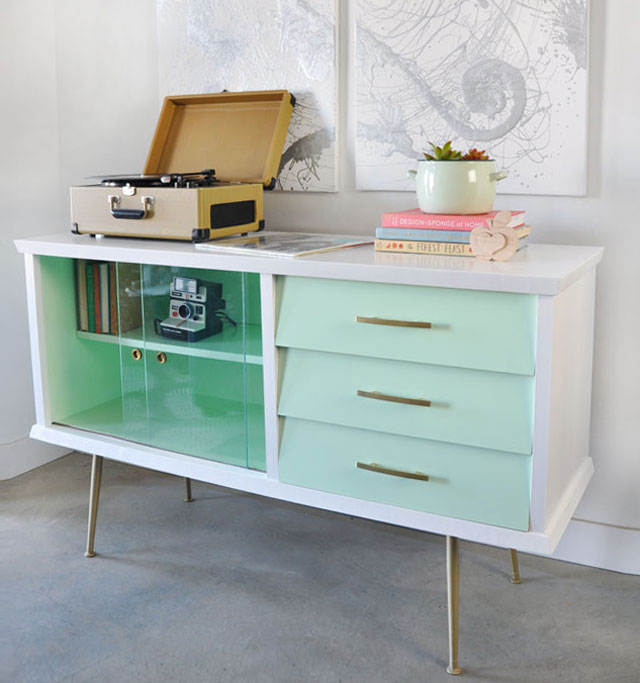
[
  {"left": 357, "top": 389, "right": 431, "bottom": 408},
  {"left": 156, "top": 352, "right": 167, "bottom": 364},
  {"left": 355, "top": 315, "right": 432, "bottom": 329},
  {"left": 356, "top": 461, "right": 429, "bottom": 482},
  {"left": 131, "top": 348, "right": 142, "bottom": 361}
]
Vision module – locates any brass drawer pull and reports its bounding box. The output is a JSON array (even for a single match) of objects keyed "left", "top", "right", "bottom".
[
  {"left": 156, "top": 352, "right": 167, "bottom": 364},
  {"left": 131, "top": 348, "right": 142, "bottom": 361},
  {"left": 357, "top": 389, "right": 431, "bottom": 407},
  {"left": 356, "top": 461, "right": 429, "bottom": 482},
  {"left": 355, "top": 315, "right": 432, "bottom": 329}
]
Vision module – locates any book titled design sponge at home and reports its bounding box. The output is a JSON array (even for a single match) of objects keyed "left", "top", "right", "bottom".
[
  {"left": 381, "top": 208, "right": 525, "bottom": 230},
  {"left": 195, "top": 232, "right": 373, "bottom": 258}
]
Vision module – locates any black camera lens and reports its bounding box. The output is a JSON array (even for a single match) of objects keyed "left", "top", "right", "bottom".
[{"left": 178, "top": 303, "right": 193, "bottom": 319}]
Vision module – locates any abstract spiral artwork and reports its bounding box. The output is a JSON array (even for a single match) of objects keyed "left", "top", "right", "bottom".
[
  {"left": 158, "top": 0, "right": 337, "bottom": 192},
  {"left": 356, "top": 0, "right": 589, "bottom": 195}
]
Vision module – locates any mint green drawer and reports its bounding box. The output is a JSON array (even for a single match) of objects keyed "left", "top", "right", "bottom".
[
  {"left": 279, "top": 418, "right": 531, "bottom": 531},
  {"left": 278, "top": 349, "right": 534, "bottom": 455},
  {"left": 276, "top": 277, "right": 536, "bottom": 375}
]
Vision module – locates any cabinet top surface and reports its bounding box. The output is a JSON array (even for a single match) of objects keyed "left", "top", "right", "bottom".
[{"left": 15, "top": 232, "right": 603, "bottom": 295}]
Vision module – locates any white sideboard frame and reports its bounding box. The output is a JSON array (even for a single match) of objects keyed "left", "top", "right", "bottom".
[
  {"left": 18, "top": 235, "right": 604, "bottom": 555},
  {"left": 259, "top": 272, "right": 280, "bottom": 481}
]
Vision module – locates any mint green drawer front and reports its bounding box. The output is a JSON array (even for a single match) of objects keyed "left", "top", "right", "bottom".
[
  {"left": 279, "top": 418, "right": 531, "bottom": 531},
  {"left": 276, "top": 277, "right": 536, "bottom": 375},
  {"left": 278, "top": 349, "right": 534, "bottom": 455}
]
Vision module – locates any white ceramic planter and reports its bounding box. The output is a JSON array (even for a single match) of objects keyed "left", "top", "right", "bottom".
[{"left": 408, "top": 160, "right": 508, "bottom": 215}]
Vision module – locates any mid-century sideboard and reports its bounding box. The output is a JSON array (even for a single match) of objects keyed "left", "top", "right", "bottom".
[{"left": 15, "top": 233, "right": 603, "bottom": 675}]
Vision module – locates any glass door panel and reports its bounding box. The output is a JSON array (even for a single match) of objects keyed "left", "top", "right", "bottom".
[
  {"left": 49, "top": 256, "right": 265, "bottom": 469},
  {"left": 243, "top": 273, "right": 266, "bottom": 470},
  {"left": 44, "top": 256, "right": 126, "bottom": 434},
  {"left": 137, "top": 264, "right": 265, "bottom": 468},
  {"left": 115, "top": 262, "right": 148, "bottom": 443},
  {"left": 144, "top": 353, "right": 249, "bottom": 465}
]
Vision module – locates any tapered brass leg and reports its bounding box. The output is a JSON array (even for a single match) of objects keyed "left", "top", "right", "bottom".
[
  {"left": 184, "top": 477, "right": 193, "bottom": 502},
  {"left": 509, "top": 548, "right": 522, "bottom": 584},
  {"left": 446, "top": 536, "right": 462, "bottom": 675},
  {"left": 84, "top": 455, "right": 104, "bottom": 558}
]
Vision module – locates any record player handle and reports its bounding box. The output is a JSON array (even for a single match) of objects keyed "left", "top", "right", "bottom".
[{"left": 108, "top": 194, "right": 154, "bottom": 220}]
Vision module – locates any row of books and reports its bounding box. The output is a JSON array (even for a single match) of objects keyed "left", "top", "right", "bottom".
[
  {"left": 75, "top": 260, "right": 140, "bottom": 334},
  {"left": 374, "top": 208, "right": 530, "bottom": 256}
]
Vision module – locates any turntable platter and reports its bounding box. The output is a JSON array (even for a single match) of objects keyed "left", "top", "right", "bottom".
[{"left": 88, "top": 169, "right": 217, "bottom": 188}]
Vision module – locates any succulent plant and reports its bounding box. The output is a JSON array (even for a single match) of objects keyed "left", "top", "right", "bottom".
[
  {"left": 423, "top": 141, "right": 494, "bottom": 161},
  {"left": 463, "top": 148, "right": 490, "bottom": 160},
  {"left": 423, "top": 141, "right": 463, "bottom": 161}
]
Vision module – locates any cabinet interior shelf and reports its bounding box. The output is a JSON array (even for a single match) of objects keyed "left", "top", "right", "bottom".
[
  {"left": 54, "top": 395, "right": 266, "bottom": 469},
  {"left": 76, "top": 323, "right": 263, "bottom": 365}
]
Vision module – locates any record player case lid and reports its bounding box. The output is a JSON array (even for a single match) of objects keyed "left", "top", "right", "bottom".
[{"left": 143, "top": 90, "right": 293, "bottom": 188}]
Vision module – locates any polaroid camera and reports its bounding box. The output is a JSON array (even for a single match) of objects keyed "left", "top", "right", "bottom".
[{"left": 158, "top": 276, "right": 227, "bottom": 342}]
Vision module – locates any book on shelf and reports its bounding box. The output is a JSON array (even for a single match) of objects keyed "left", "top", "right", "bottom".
[
  {"left": 109, "top": 263, "right": 118, "bottom": 336},
  {"left": 195, "top": 231, "right": 373, "bottom": 258},
  {"left": 75, "top": 260, "right": 141, "bottom": 336},
  {"left": 93, "top": 263, "right": 103, "bottom": 334},
  {"left": 381, "top": 208, "right": 525, "bottom": 230},
  {"left": 99, "top": 262, "right": 109, "bottom": 334},
  {"left": 374, "top": 235, "right": 530, "bottom": 257},
  {"left": 76, "top": 260, "right": 89, "bottom": 331},
  {"left": 376, "top": 225, "right": 531, "bottom": 243},
  {"left": 85, "top": 261, "right": 97, "bottom": 333},
  {"left": 117, "top": 262, "right": 143, "bottom": 334}
]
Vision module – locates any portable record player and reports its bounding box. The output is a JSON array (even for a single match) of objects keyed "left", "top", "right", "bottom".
[{"left": 70, "top": 90, "right": 294, "bottom": 241}]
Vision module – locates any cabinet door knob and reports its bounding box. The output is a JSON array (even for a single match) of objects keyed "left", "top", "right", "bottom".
[
  {"left": 131, "top": 348, "right": 142, "bottom": 361},
  {"left": 156, "top": 352, "right": 167, "bottom": 364}
]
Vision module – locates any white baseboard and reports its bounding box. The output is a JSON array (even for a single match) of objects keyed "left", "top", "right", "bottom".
[
  {"left": 547, "top": 518, "right": 639, "bottom": 575},
  {"left": 0, "top": 437, "right": 68, "bottom": 480}
]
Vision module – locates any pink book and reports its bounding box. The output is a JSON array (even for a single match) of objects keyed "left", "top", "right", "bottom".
[{"left": 381, "top": 208, "right": 525, "bottom": 230}]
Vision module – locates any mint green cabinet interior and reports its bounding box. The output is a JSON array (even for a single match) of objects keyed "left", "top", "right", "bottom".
[
  {"left": 38, "top": 256, "right": 265, "bottom": 470},
  {"left": 276, "top": 276, "right": 537, "bottom": 375},
  {"left": 278, "top": 348, "right": 534, "bottom": 455},
  {"left": 279, "top": 418, "right": 531, "bottom": 531}
]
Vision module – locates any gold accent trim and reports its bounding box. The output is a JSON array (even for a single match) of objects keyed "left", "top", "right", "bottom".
[
  {"left": 184, "top": 478, "right": 193, "bottom": 503},
  {"left": 357, "top": 389, "right": 431, "bottom": 407},
  {"left": 84, "top": 455, "right": 103, "bottom": 558},
  {"left": 509, "top": 548, "right": 522, "bottom": 584},
  {"left": 446, "top": 536, "right": 462, "bottom": 675},
  {"left": 156, "top": 352, "right": 167, "bottom": 364},
  {"left": 131, "top": 348, "right": 142, "bottom": 361},
  {"left": 355, "top": 315, "right": 432, "bottom": 329},
  {"left": 356, "top": 461, "right": 429, "bottom": 481}
]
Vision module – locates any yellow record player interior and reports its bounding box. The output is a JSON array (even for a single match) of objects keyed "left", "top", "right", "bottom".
[{"left": 70, "top": 90, "right": 295, "bottom": 242}]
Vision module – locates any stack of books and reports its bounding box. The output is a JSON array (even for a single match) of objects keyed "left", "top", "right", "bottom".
[
  {"left": 75, "top": 260, "right": 140, "bottom": 335},
  {"left": 374, "top": 209, "right": 531, "bottom": 256}
]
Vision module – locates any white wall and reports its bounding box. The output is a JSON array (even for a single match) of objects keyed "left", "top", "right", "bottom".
[
  {"left": 0, "top": 0, "right": 68, "bottom": 477},
  {"left": 2, "top": 0, "right": 637, "bottom": 573},
  {"left": 53, "top": 0, "right": 159, "bottom": 185},
  {"left": 0, "top": 0, "right": 159, "bottom": 478}
]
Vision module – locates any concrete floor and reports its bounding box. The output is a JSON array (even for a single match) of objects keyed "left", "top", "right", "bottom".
[{"left": 1, "top": 453, "right": 638, "bottom": 683}]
